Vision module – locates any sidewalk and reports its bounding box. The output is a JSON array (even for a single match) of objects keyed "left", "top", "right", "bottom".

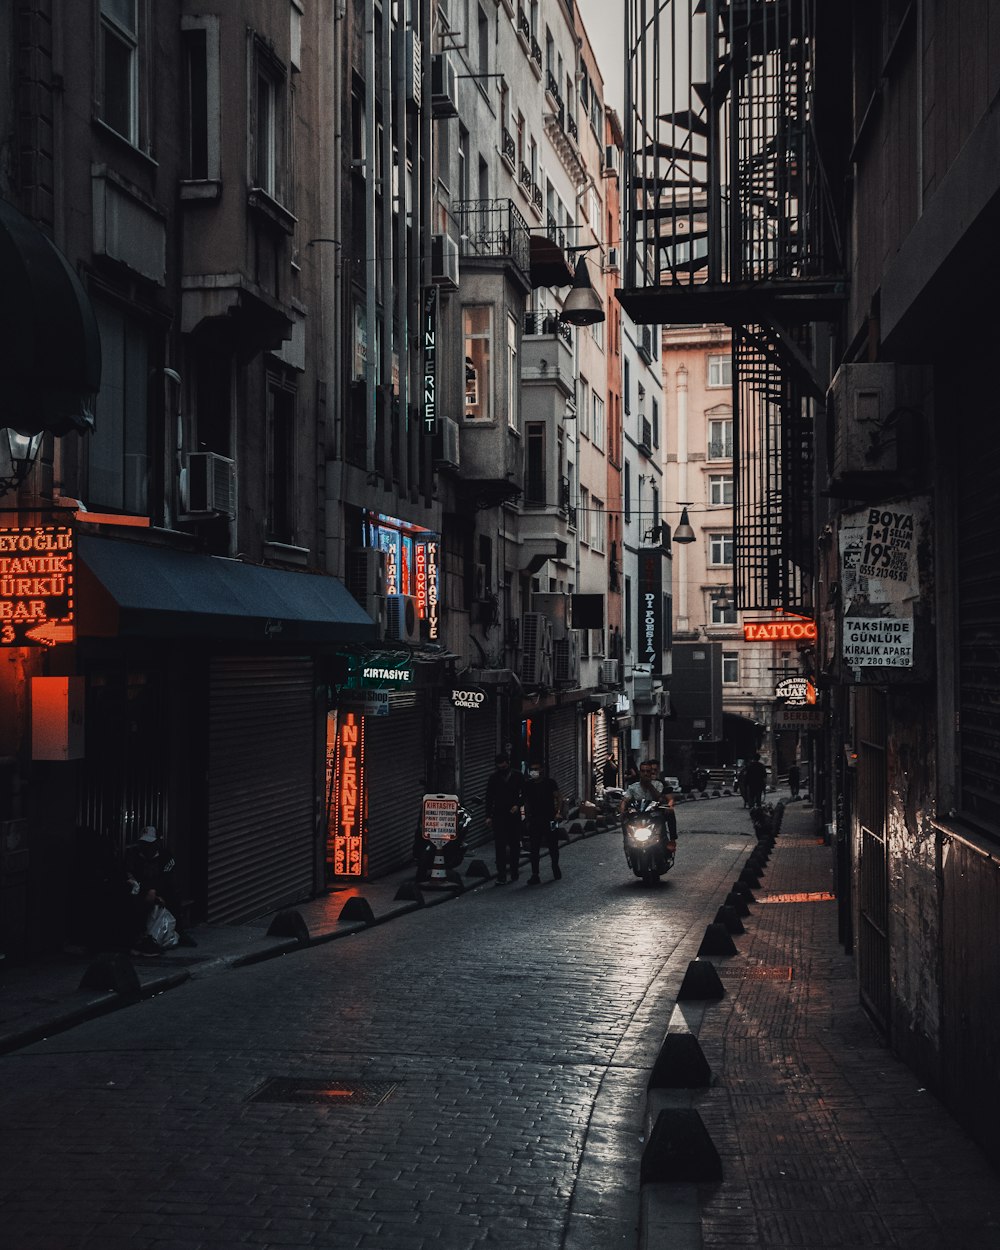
[{"left": 642, "top": 798, "right": 1000, "bottom": 1250}]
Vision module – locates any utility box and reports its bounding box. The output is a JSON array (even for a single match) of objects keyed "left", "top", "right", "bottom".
[{"left": 31, "top": 676, "right": 85, "bottom": 760}]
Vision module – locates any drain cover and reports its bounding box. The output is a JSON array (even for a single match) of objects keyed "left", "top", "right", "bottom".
[{"left": 249, "top": 1078, "right": 397, "bottom": 1107}]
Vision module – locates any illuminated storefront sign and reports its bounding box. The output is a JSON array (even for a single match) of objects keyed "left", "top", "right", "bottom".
[
  {"left": 327, "top": 711, "right": 366, "bottom": 877},
  {"left": 451, "top": 688, "right": 486, "bottom": 709},
  {"left": 775, "top": 676, "right": 816, "bottom": 705},
  {"left": 743, "top": 619, "right": 817, "bottom": 642},
  {"left": 423, "top": 286, "right": 438, "bottom": 435},
  {"left": 423, "top": 539, "right": 439, "bottom": 640},
  {"left": 637, "top": 547, "right": 663, "bottom": 667},
  {"left": 0, "top": 526, "right": 74, "bottom": 647},
  {"left": 361, "top": 664, "right": 412, "bottom": 685}
]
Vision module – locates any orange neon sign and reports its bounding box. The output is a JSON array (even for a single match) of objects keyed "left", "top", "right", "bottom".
[
  {"left": 0, "top": 526, "right": 74, "bottom": 647},
  {"left": 743, "top": 620, "right": 817, "bottom": 642},
  {"left": 327, "top": 711, "right": 366, "bottom": 877}
]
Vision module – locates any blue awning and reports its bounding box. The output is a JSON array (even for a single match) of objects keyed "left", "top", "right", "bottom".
[{"left": 77, "top": 535, "right": 376, "bottom": 644}]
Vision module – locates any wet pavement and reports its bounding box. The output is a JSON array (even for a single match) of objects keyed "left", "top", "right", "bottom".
[{"left": 0, "top": 795, "right": 997, "bottom": 1249}]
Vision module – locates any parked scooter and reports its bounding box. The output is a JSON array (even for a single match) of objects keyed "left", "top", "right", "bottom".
[
  {"left": 622, "top": 798, "right": 677, "bottom": 886},
  {"left": 597, "top": 786, "right": 626, "bottom": 818}
]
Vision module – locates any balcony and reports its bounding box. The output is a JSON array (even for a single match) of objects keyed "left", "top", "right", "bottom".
[
  {"left": 501, "top": 127, "right": 516, "bottom": 170},
  {"left": 524, "top": 308, "right": 572, "bottom": 349},
  {"left": 517, "top": 7, "right": 530, "bottom": 44},
  {"left": 520, "top": 162, "right": 533, "bottom": 191},
  {"left": 522, "top": 309, "right": 575, "bottom": 424},
  {"left": 455, "top": 198, "right": 531, "bottom": 287},
  {"left": 544, "top": 103, "right": 585, "bottom": 185},
  {"left": 530, "top": 37, "right": 542, "bottom": 72},
  {"left": 546, "top": 70, "right": 561, "bottom": 102},
  {"left": 531, "top": 182, "right": 543, "bottom": 214},
  {"left": 567, "top": 115, "right": 578, "bottom": 143}
]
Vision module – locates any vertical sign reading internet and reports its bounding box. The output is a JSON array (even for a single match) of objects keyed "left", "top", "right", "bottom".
[{"left": 0, "top": 526, "right": 75, "bottom": 647}]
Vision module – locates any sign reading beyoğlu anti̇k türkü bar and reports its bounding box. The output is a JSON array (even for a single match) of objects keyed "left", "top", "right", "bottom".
[{"left": 0, "top": 526, "right": 74, "bottom": 647}]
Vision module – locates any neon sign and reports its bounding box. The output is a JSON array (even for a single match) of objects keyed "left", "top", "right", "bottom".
[
  {"left": 637, "top": 547, "right": 663, "bottom": 666},
  {"left": 0, "top": 526, "right": 74, "bottom": 647},
  {"left": 743, "top": 620, "right": 817, "bottom": 642},
  {"left": 328, "top": 711, "right": 366, "bottom": 877},
  {"left": 424, "top": 540, "right": 439, "bottom": 640},
  {"left": 423, "top": 286, "right": 438, "bottom": 434}
]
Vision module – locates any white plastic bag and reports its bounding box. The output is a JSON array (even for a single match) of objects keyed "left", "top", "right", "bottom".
[{"left": 147, "top": 904, "right": 179, "bottom": 949}]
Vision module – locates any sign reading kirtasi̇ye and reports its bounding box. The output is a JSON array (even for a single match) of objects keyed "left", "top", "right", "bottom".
[{"left": 0, "top": 526, "right": 74, "bottom": 647}]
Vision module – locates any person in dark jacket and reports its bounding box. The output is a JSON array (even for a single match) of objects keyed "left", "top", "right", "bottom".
[
  {"left": 745, "top": 755, "right": 768, "bottom": 809},
  {"left": 523, "top": 761, "right": 563, "bottom": 883},
  {"left": 787, "top": 761, "right": 801, "bottom": 800},
  {"left": 124, "top": 826, "right": 177, "bottom": 955},
  {"left": 602, "top": 755, "right": 619, "bottom": 790},
  {"left": 484, "top": 753, "right": 524, "bottom": 885}
]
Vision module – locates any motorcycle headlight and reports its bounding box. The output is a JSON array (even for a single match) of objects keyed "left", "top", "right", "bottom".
[{"left": 629, "top": 825, "right": 653, "bottom": 843}]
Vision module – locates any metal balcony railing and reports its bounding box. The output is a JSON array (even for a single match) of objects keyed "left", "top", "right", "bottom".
[
  {"left": 559, "top": 475, "right": 571, "bottom": 512},
  {"left": 518, "top": 7, "right": 530, "bottom": 41},
  {"left": 455, "top": 199, "right": 531, "bottom": 282},
  {"left": 520, "top": 162, "right": 533, "bottom": 189},
  {"left": 567, "top": 115, "right": 578, "bottom": 142},
  {"left": 532, "top": 183, "right": 543, "bottom": 211},
  {"left": 524, "top": 309, "right": 572, "bottom": 347},
  {"left": 501, "top": 127, "right": 516, "bottom": 167},
  {"left": 531, "top": 37, "right": 542, "bottom": 68},
  {"left": 546, "top": 70, "right": 560, "bottom": 100},
  {"left": 545, "top": 212, "right": 566, "bottom": 251}
]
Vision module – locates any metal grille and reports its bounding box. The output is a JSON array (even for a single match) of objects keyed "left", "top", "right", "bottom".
[
  {"left": 624, "top": 0, "right": 840, "bottom": 293},
  {"left": 733, "top": 324, "right": 812, "bottom": 610},
  {"left": 856, "top": 687, "right": 889, "bottom": 1033},
  {"left": 454, "top": 199, "right": 531, "bottom": 282}
]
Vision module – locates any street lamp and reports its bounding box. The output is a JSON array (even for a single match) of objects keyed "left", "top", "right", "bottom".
[
  {"left": 0, "top": 428, "right": 44, "bottom": 496},
  {"left": 672, "top": 505, "right": 696, "bottom": 544},
  {"left": 560, "top": 255, "right": 605, "bottom": 327}
]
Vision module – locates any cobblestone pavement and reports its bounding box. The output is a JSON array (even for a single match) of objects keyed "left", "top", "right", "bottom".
[
  {"left": 0, "top": 815, "right": 752, "bottom": 1250},
  {"left": 646, "top": 800, "right": 1000, "bottom": 1250}
]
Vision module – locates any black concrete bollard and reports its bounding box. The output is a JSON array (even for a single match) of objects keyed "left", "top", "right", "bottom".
[
  {"left": 732, "top": 880, "right": 757, "bottom": 904},
  {"left": 725, "top": 890, "right": 750, "bottom": 917},
  {"left": 338, "top": 896, "right": 375, "bottom": 924},
  {"left": 79, "top": 952, "right": 141, "bottom": 997},
  {"left": 739, "top": 866, "right": 761, "bottom": 887},
  {"left": 640, "top": 1109, "right": 723, "bottom": 1184},
  {"left": 715, "top": 904, "right": 746, "bottom": 934},
  {"left": 677, "top": 959, "right": 726, "bottom": 1000},
  {"left": 697, "top": 922, "right": 739, "bottom": 957},
  {"left": 465, "top": 858, "right": 491, "bottom": 880},
  {"left": 648, "top": 1033, "right": 712, "bottom": 1089},
  {"left": 394, "top": 881, "right": 426, "bottom": 903},
  {"left": 267, "top": 909, "right": 311, "bottom": 944}
]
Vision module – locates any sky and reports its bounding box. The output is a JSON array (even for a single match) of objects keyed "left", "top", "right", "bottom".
[{"left": 574, "top": 0, "right": 625, "bottom": 115}]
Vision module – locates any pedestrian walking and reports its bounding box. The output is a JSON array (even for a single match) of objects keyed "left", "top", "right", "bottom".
[
  {"left": 523, "top": 761, "right": 563, "bottom": 883},
  {"left": 737, "top": 763, "right": 749, "bottom": 807},
  {"left": 602, "top": 754, "right": 619, "bottom": 790},
  {"left": 787, "top": 761, "right": 801, "bottom": 800},
  {"left": 484, "top": 752, "right": 524, "bottom": 885},
  {"left": 745, "top": 754, "right": 767, "bottom": 809}
]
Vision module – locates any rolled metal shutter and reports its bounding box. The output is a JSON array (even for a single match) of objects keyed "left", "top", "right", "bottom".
[
  {"left": 207, "top": 657, "right": 316, "bottom": 923},
  {"left": 958, "top": 418, "right": 1000, "bottom": 831},
  {"left": 547, "top": 706, "right": 579, "bottom": 805},
  {"left": 364, "top": 696, "right": 429, "bottom": 877},
  {"left": 461, "top": 703, "right": 499, "bottom": 850},
  {"left": 592, "top": 709, "right": 609, "bottom": 787}
]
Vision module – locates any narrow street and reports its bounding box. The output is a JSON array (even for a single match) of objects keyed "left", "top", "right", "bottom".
[{"left": 0, "top": 808, "right": 755, "bottom": 1250}]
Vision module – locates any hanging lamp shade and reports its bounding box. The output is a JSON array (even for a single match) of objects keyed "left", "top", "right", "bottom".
[
  {"left": 560, "top": 255, "right": 605, "bottom": 327},
  {"left": 672, "top": 507, "right": 696, "bottom": 544}
]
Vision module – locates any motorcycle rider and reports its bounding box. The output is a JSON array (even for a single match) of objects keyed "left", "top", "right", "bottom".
[{"left": 621, "top": 760, "right": 677, "bottom": 838}]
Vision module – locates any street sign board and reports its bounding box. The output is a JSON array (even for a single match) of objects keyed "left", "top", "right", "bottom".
[
  {"left": 775, "top": 706, "right": 824, "bottom": 729},
  {"left": 421, "top": 792, "right": 459, "bottom": 846},
  {"left": 340, "top": 690, "right": 389, "bottom": 717},
  {"left": 0, "top": 526, "right": 74, "bottom": 647}
]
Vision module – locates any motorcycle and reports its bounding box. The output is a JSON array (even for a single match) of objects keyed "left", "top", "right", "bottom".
[
  {"left": 622, "top": 798, "right": 677, "bottom": 886},
  {"left": 597, "top": 786, "right": 626, "bottom": 817}
]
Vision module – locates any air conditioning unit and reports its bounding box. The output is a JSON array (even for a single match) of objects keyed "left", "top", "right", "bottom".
[
  {"left": 599, "top": 658, "right": 620, "bottom": 687},
  {"left": 654, "top": 690, "right": 671, "bottom": 717},
  {"left": 553, "top": 633, "right": 580, "bottom": 685},
  {"left": 346, "top": 548, "right": 386, "bottom": 630},
  {"left": 406, "top": 30, "right": 422, "bottom": 108},
  {"left": 431, "top": 52, "right": 459, "bottom": 119},
  {"left": 434, "top": 416, "right": 460, "bottom": 470},
  {"left": 473, "top": 563, "right": 489, "bottom": 601},
  {"left": 180, "top": 451, "right": 236, "bottom": 518},
  {"left": 604, "top": 246, "right": 620, "bottom": 273},
  {"left": 603, "top": 144, "right": 619, "bottom": 176},
  {"left": 530, "top": 592, "right": 570, "bottom": 639},
  {"left": 520, "top": 611, "right": 553, "bottom": 686},
  {"left": 431, "top": 233, "right": 460, "bottom": 289},
  {"left": 384, "top": 593, "right": 421, "bottom": 643},
  {"left": 829, "top": 363, "right": 923, "bottom": 488}
]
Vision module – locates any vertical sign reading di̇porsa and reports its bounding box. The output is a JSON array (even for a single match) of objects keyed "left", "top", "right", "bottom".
[
  {"left": 327, "top": 710, "right": 366, "bottom": 877},
  {"left": 637, "top": 547, "right": 662, "bottom": 669},
  {"left": 0, "top": 526, "right": 74, "bottom": 647}
]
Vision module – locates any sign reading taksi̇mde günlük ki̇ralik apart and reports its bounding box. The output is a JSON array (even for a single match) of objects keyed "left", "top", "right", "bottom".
[
  {"left": 0, "top": 526, "right": 74, "bottom": 647},
  {"left": 837, "top": 498, "right": 929, "bottom": 681}
]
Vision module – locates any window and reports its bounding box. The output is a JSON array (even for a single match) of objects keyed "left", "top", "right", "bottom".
[
  {"left": 709, "top": 474, "right": 733, "bottom": 505},
  {"left": 624, "top": 460, "right": 631, "bottom": 522},
  {"left": 579, "top": 485, "right": 590, "bottom": 544},
  {"left": 464, "top": 306, "right": 492, "bottom": 420},
  {"left": 624, "top": 577, "right": 632, "bottom": 652},
  {"left": 708, "top": 417, "right": 733, "bottom": 460},
  {"left": 710, "top": 532, "right": 734, "bottom": 566},
  {"left": 506, "top": 313, "right": 519, "bottom": 431},
  {"left": 526, "top": 423, "right": 545, "bottom": 505},
  {"left": 592, "top": 498, "right": 605, "bottom": 553},
  {"left": 651, "top": 397, "right": 659, "bottom": 450},
  {"left": 99, "top": 0, "right": 140, "bottom": 145},
  {"left": 708, "top": 354, "right": 732, "bottom": 388},
  {"left": 478, "top": 5, "right": 489, "bottom": 77},
  {"left": 578, "top": 376, "right": 590, "bottom": 438},
  {"left": 267, "top": 371, "right": 297, "bottom": 543},
  {"left": 592, "top": 394, "right": 605, "bottom": 451},
  {"left": 722, "top": 651, "right": 740, "bottom": 683},
  {"left": 623, "top": 358, "right": 631, "bottom": 414},
  {"left": 254, "top": 44, "right": 287, "bottom": 200},
  {"left": 181, "top": 18, "right": 220, "bottom": 184},
  {"left": 591, "top": 314, "right": 604, "bottom": 349},
  {"left": 711, "top": 598, "right": 737, "bottom": 626},
  {"left": 458, "top": 126, "right": 470, "bottom": 201},
  {"left": 89, "top": 299, "right": 150, "bottom": 514}
]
